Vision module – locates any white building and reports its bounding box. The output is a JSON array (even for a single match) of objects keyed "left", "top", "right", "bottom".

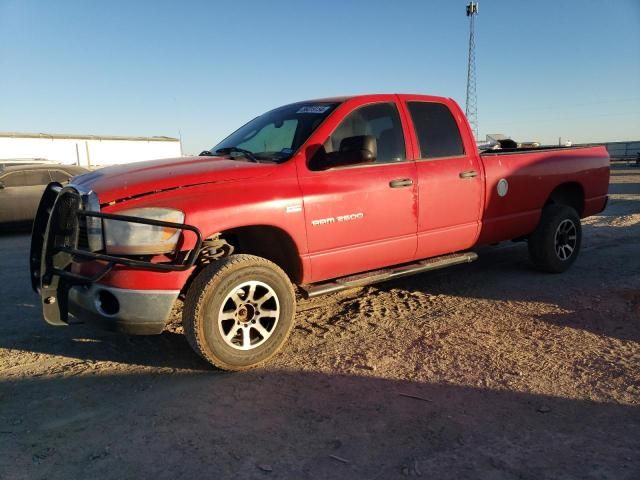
[{"left": 0, "top": 131, "right": 182, "bottom": 169}]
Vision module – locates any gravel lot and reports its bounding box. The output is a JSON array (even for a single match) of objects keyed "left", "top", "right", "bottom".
[{"left": 1, "top": 165, "right": 638, "bottom": 479}]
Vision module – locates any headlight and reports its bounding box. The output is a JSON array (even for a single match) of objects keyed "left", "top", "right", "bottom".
[
  {"left": 83, "top": 191, "right": 104, "bottom": 252},
  {"left": 104, "top": 208, "right": 185, "bottom": 255}
]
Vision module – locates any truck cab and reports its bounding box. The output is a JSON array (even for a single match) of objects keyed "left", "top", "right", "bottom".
[{"left": 30, "top": 94, "right": 610, "bottom": 370}]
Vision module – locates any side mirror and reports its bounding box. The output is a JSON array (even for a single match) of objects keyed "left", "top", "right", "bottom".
[
  {"left": 0, "top": 181, "right": 5, "bottom": 190},
  {"left": 326, "top": 135, "right": 377, "bottom": 169}
]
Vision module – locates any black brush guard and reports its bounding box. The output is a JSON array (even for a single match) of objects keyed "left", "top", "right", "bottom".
[{"left": 30, "top": 183, "right": 202, "bottom": 325}]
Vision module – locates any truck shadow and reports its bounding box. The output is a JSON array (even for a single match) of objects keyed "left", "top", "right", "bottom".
[{"left": 1, "top": 370, "right": 639, "bottom": 480}]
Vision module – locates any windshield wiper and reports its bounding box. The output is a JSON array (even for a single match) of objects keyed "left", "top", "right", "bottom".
[{"left": 213, "top": 147, "right": 259, "bottom": 163}]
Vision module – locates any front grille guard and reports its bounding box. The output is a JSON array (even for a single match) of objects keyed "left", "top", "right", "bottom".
[
  {"left": 30, "top": 183, "right": 203, "bottom": 325},
  {"left": 64, "top": 210, "right": 203, "bottom": 272}
]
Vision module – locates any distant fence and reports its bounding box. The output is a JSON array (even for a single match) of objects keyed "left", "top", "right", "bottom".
[
  {"left": 573, "top": 140, "right": 640, "bottom": 162},
  {"left": 602, "top": 141, "right": 640, "bottom": 161}
]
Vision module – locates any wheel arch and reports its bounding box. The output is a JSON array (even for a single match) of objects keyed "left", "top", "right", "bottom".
[
  {"left": 545, "top": 182, "right": 585, "bottom": 216},
  {"left": 216, "top": 224, "right": 303, "bottom": 284}
]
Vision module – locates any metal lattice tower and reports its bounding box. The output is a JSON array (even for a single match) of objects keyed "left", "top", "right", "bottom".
[{"left": 465, "top": 2, "right": 479, "bottom": 140}]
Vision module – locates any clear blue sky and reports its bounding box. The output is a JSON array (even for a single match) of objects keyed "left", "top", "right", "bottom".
[{"left": 1, "top": 0, "right": 638, "bottom": 153}]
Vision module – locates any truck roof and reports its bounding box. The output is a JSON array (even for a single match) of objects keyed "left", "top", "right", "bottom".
[{"left": 299, "top": 93, "right": 451, "bottom": 104}]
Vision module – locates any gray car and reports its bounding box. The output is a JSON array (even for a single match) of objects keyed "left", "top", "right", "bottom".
[{"left": 0, "top": 163, "right": 88, "bottom": 225}]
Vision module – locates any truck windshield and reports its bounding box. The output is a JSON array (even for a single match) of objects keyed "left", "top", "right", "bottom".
[{"left": 208, "top": 102, "right": 340, "bottom": 162}]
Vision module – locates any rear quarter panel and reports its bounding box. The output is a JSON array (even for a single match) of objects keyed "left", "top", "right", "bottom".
[{"left": 477, "top": 146, "right": 609, "bottom": 245}]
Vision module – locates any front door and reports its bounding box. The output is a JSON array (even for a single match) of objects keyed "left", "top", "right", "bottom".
[{"left": 297, "top": 99, "right": 418, "bottom": 283}]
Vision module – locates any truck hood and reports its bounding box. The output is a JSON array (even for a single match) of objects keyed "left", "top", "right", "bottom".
[{"left": 72, "top": 156, "right": 274, "bottom": 204}]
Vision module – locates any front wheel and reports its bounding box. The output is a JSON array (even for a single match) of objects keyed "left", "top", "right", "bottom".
[
  {"left": 183, "top": 254, "right": 296, "bottom": 370},
  {"left": 528, "top": 204, "right": 582, "bottom": 273}
]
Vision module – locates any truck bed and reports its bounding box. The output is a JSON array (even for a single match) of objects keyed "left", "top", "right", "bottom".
[
  {"left": 480, "top": 145, "right": 599, "bottom": 156},
  {"left": 477, "top": 145, "right": 610, "bottom": 245}
]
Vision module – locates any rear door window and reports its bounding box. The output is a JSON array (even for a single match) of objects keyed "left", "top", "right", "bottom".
[{"left": 407, "top": 102, "right": 465, "bottom": 159}]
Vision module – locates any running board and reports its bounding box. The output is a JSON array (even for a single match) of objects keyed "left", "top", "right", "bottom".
[{"left": 302, "top": 251, "right": 478, "bottom": 298}]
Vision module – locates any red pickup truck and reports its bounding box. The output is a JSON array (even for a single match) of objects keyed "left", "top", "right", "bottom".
[{"left": 30, "top": 94, "right": 609, "bottom": 370}]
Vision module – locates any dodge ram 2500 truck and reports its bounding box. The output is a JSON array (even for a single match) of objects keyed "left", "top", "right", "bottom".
[{"left": 30, "top": 94, "right": 610, "bottom": 370}]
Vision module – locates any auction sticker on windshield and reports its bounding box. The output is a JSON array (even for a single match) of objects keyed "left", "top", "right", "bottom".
[{"left": 297, "top": 105, "right": 331, "bottom": 114}]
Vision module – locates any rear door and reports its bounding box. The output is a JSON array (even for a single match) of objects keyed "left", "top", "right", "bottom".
[
  {"left": 297, "top": 97, "right": 418, "bottom": 282},
  {"left": 401, "top": 98, "right": 483, "bottom": 259}
]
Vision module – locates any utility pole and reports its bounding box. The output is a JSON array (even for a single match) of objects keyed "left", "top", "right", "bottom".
[{"left": 465, "top": 2, "right": 479, "bottom": 141}]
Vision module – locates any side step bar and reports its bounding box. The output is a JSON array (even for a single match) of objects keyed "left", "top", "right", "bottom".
[{"left": 302, "top": 251, "right": 478, "bottom": 298}]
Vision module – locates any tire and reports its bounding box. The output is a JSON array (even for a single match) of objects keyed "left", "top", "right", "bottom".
[
  {"left": 528, "top": 204, "right": 582, "bottom": 273},
  {"left": 183, "top": 254, "right": 296, "bottom": 371}
]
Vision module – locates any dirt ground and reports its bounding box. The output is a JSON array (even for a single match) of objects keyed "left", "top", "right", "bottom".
[{"left": 1, "top": 165, "right": 638, "bottom": 480}]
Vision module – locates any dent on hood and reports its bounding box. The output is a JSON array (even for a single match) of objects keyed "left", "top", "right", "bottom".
[
  {"left": 100, "top": 179, "right": 230, "bottom": 206},
  {"left": 71, "top": 168, "right": 201, "bottom": 206},
  {"left": 70, "top": 156, "right": 274, "bottom": 205}
]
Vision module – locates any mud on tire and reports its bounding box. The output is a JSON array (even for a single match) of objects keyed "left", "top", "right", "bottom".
[
  {"left": 183, "top": 254, "right": 296, "bottom": 371},
  {"left": 528, "top": 204, "right": 582, "bottom": 273}
]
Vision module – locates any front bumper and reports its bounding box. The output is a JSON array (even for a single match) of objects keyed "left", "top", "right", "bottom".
[
  {"left": 30, "top": 183, "right": 202, "bottom": 332},
  {"left": 68, "top": 284, "right": 179, "bottom": 335}
]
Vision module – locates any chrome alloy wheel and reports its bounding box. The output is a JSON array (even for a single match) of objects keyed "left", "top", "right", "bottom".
[
  {"left": 554, "top": 219, "right": 577, "bottom": 261},
  {"left": 218, "top": 280, "right": 280, "bottom": 351}
]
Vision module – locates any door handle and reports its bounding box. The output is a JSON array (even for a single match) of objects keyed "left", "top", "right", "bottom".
[
  {"left": 459, "top": 170, "right": 478, "bottom": 179},
  {"left": 389, "top": 178, "right": 413, "bottom": 188}
]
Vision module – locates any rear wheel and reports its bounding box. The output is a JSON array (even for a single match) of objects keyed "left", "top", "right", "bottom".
[
  {"left": 183, "top": 254, "right": 296, "bottom": 370},
  {"left": 528, "top": 204, "right": 582, "bottom": 273}
]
